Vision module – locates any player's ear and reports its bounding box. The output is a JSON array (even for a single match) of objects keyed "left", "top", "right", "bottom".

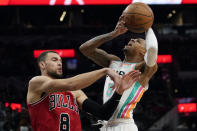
[{"left": 39, "top": 61, "right": 46, "bottom": 70}]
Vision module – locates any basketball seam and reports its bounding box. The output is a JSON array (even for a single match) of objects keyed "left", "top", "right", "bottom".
[
  {"left": 127, "top": 19, "right": 153, "bottom": 27},
  {"left": 123, "top": 12, "right": 152, "bottom": 17},
  {"left": 123, "top": 4, "right": 153, "bottom": 17},
  {"left": 142, "top": 4, "right": 153, "bottom": 17}
]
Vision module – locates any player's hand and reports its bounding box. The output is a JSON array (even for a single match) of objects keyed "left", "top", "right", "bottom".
[
  {"left": 116, "top": 70, "right": 141, "bottom": 95},
  {"left": 106, "top": 68, "right": 121, "bottom": 90},
  {"left": 113, "top": 15, "right": 128, "bottom": 36}
]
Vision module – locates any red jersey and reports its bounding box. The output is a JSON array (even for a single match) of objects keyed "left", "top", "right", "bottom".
[{"left": 27, "top": 91, "right": 82, "bottom": 131}]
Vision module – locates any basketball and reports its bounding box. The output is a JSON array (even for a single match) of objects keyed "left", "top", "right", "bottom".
[{"left": 122, "top": 2, "right": 154, "bottom": 33}]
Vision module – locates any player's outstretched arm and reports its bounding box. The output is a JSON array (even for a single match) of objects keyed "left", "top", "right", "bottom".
[
  {"left": 27, "top": 68, "right": 120, "bottom": 104},
  {"left": 28, "top": 68, "right": 120, "bottom": 94},
  {"left": 79, "top": 15, "right": 127, "bottom": 67},
  {"left": 75, "top": 70, "right": 140, "bottom": 120}
]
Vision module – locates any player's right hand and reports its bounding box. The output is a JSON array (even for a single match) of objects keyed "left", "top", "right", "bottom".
[
  {"left": 113, "top": 15, "right": 128, "bottom": 36},
  {"left": 106, "top": 68, "right": 121, "bottom": 90},
  {"left": 116, "top": 70, "right": 141, "bottom": 95}
]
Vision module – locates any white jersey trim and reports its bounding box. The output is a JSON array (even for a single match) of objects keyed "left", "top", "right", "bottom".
[{"left": 28, "top": 94, "right": 49, "bottom": 106}]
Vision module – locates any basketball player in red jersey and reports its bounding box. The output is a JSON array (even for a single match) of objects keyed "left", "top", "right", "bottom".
[{"left": 27, "top": 51, "right": 140, "bottom": 131}]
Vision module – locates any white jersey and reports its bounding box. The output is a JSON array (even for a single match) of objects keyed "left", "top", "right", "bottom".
[
  {"left": 103, "top": 61, "right": 148, "bottom": 119},
  {"left": 99, "top": 118, "right": 138, "bottom": 131}
]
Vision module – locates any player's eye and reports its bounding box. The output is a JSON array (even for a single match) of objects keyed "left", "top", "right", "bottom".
[{"left": 52, "top": 58, "right": 57, "bottom": 61}]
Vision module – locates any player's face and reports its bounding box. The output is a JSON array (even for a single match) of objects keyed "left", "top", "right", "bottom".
[
  {"left": 124, "top": 38, "right": 146, "bottom": 57},
  {"left": 44, "top": 53, "right": 63, "bottom": 78}
]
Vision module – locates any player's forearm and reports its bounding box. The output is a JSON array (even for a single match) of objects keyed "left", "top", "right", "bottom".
[
  {"left": 66, "top": 68, "right": 109, "bottom": 90},
  {"left": 47, "top": 68, "right": 109, "bottom": 92},
  {"left": 82, "top": 92, "right": 121, "bottom": 120},
  {"left": 79, "top": 31, "right": 117, "bottom": 55},
  {"left": 144, "top": 28, "right": 158, "bottom": 67}
]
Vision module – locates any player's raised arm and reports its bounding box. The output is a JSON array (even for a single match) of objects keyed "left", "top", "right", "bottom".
[
  {"left": 138, "top": 28, "right": 158, "bottom": 87},
  {"left": 144, "top": 28, "right": 158, "bottom": 67},
  {"left": 79, "top": 15, "right": 127, "bottom": 67}
]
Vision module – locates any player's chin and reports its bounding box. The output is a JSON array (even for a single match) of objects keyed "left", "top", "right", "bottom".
[
  {"left": 57, "top": 71, "right": 63, "bottom": 77},
  {"left": 58, "top": 72, "right": 63, "bottom": 76},
  {"left": 123, "top": 47, "right": 128, "bottom": 52},
  {"left": 57, "top": 74, "right": 63, "bottom": 79}
]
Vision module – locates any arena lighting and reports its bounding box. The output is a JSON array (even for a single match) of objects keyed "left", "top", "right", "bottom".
[
  {"left": 176, "top": 97, "right": 196, "bottom": 104},
  {"left": 168, "top": 13, "right": 173, "bottom": 19},
  {"left": 5, "top": 102, "right": 22, "bottom": 112},
  {"left": 33, "top": 49, "right": 75, "bottom": 58},
  {"left": 182, "top": 0, "right": 197, "bottom": 4},
  {"left": 157, "top": 55, "right": 172, "bottom": 63},
  {"left": 133, "top": 0, "right": 182, "bottom": 4},
  {"left": 178, "top": 103, "right": 197, "bottom": 113},
  {"left": 60, "top": 11, "right": 67, "bottom": 22},
  {"left": 1, "top": 0, "right": 197, "bottom": 5}
]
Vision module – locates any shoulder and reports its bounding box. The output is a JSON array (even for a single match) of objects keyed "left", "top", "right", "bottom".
[
  {"left": 27, "top": 76, "right": 51, "bottom": 104},
  {"left": 29, "top": 76, "right": 51, "bottom": 85},
  {"left": 28, "top": 76, "right": 52, "bottom": 91},
  {"left": 135, "top": 61, "right": 158, "bottom": 75},
  {"left": 109, "top": 60, "right": 122, "bottom": 68},
  {"left": 108, "top": 54, "right": 121, "bottom": 61}
]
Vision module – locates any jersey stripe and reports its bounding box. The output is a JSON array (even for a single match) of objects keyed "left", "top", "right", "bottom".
[
  {"left": 120, "top": 86, "right": 143, "bottom": 118},
  {"left": 125, "top": 88, "right": 145, "bottom": 118},
  {"left": 28, "top": 94, "right": 49, "bottom": 106},
  {"left": 117, "top": 81, "right": 141, "bottom": 118}
]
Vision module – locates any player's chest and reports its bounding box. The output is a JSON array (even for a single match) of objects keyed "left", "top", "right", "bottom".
[
  {"left": 110, "top": 62, "right": 136, "bottom": 77},
  {"left": 48, "top": 93, "right": 79, "bottom": 113}
]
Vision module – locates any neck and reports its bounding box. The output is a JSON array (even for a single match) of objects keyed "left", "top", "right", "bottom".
[
  {"left": 124, "top": 55, "right": 143, "bottom": 63},
  {"left": 41, "top": 71, "right": 54, "bottom": 79}
]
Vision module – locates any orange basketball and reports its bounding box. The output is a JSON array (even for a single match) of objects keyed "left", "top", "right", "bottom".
[{"left": 122, "top": 2, "right": 154, "bottom": 33}]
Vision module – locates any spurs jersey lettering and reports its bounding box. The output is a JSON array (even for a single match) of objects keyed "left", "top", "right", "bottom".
[
  {"left": 103, "top": 61, "right": 148, "bottom": 119},
  {"left": 27, "top": 92, "right": 81, "bottom": 131}
]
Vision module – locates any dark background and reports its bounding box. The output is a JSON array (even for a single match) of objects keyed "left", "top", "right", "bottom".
[{"left": 0, "top": 4, "right": 197, "bottom": 131}]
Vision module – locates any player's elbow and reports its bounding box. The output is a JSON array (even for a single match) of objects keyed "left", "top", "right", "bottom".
[
  {"left": 153, "top": 64, "right": 158, "bottom": 74},
  {"left": 79, "top": 44, "right": 87, "bottom": 54},
  {"left": 79, "top": 44, "right": 93, "bottom": 56},
  {"left": 149, "top": 63, "right": 158, "bottom": 75}
]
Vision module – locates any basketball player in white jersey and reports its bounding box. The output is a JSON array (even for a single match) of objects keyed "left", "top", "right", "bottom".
[{"left": 79, "top": 15, "right": 158, "bottom": 131}]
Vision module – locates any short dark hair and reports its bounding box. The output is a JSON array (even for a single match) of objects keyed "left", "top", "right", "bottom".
[{"left": 37, "top": 51, "right": 58, "bottom": 66}]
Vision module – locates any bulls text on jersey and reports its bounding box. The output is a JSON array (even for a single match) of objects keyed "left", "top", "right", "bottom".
[{"left": 49, "top": 94, "right": 79, "bottom": 113}]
